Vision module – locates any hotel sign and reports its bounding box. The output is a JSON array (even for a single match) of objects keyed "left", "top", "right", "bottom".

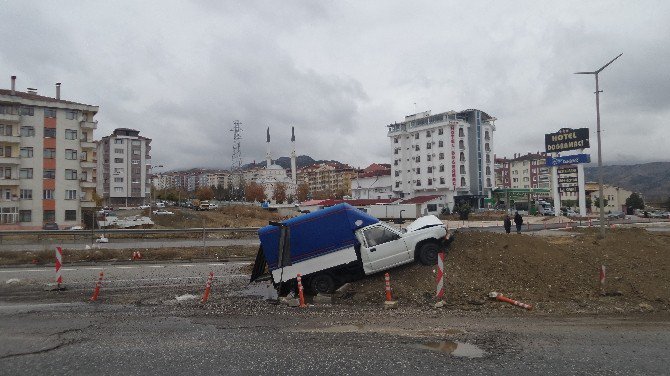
[
  {"left": 546, "top": 153, "right": 591, "bottom": 166},
  {"left": 450, "top": 125, "right": 457, "bottom": 188},
  {"left": 545, "top": 128, "right": 590, "bottom": 153}
]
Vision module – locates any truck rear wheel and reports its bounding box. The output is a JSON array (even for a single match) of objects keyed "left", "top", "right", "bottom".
[
  {"left": 309, "top": 273, "right": 335, "bottom": 295},
  {"left": 418, "top": 243, "right": 440, "bottom": 265}
]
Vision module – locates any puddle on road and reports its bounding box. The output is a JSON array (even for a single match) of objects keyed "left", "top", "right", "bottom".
[
  {"left": 230, "top": 282, "right": 278, "bottom": 300},
  {"left": 414, "top": 341, "right": 486, "bottom": 358}
]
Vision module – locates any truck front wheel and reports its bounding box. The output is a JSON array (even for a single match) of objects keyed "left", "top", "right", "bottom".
[
  {"left": 418, "top": 243, "right": 440, "bottom": 265},
  {"left": 309, "top": 273, "right": 335, "bottom": 295}
]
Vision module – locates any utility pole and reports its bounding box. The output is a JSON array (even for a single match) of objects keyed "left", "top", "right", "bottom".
[
  {"left": 575, "top": 53, "right": 623, "bottom": 238},
  {"left": 230, "top": 120, "right": 243, "bottom": 200}
]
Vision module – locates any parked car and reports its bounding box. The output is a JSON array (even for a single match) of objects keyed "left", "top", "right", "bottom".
[
  {"left": 138, "top": 205, "right": 151, "bottom": 210},
  {"left": 152, "top": 209, "right": 174, "bottom": 215},
  {"left": 42, "top": 222, "right": 59, "bottom": 230},
  {"left": 606, "top": 211, "right": 625, "bottom": 219}
]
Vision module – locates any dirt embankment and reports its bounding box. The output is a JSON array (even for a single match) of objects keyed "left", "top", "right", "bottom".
[
  {"left": 152, "top": 205, "right": 286, "bottom": 228},
  {"left": 341, "top": 228, "right": 670, "bottom": 314}
]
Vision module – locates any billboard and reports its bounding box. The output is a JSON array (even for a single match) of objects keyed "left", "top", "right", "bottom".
[
  {"left": 545, "top": 128, "right": 590, "bottom": 153},
  {"left": 546, "top": 154, "right": 591, "bottom": 167}
]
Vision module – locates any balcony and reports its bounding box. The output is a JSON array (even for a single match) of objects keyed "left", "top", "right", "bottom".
[
  {"left": 0, "top": 156, "right": 20, "bottom": 165},
  {"left": 81, "top": 160, "right": 96, "bottom": 169},
  {"left": 80, "top": 178, "right": 96, "bottom": 188},
  {"left": 0, "top": 178, "right": 19, "bottom": 186},
  {"left": 0, "top": 113, "right": 20, "bottom": 123},
  {"left": 80, "top": 120, "right": 98, "bottom": 130},
  {"left": 80, "top": 198, "right": 96, "bottom": 208},
  {"left": 80, "top": 140, "right": 96, "bottom": 149},
  {"left": 0, "top": 134, "right": 20, "bottom": 143}
]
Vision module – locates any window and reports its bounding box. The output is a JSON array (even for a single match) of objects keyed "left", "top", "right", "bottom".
[
  {"left": 44, "top": 148, "right": 56, "bottom": 159},
  {"left": 65, "top": 190, "right": 77, "bottom": 200},
  {"left": 395, "top": 182, "right": 400, "bottom": 188},
  {"left": 43, "top": 169, "right": 56, "bottom": 179},
  {"left": 131, "top": 160, "right": 140, "bottom": 165},
  {"left": 132, "top": 149, "right": 140, "bottom": 155},
  {"left": 394, "top": 138, "right": 398, "bottom": 144},
  {"left": 461, "top": 177, "right": 466, "bottom": 186},
  {"left": 460, "top": 152, "right": 465, "bottom": 162},
  {"left": 114, "top": 187, "right": 123, "bottom": 192},
  {"left": 114, "top": 158, "right": 124, "bottom": 163},
  {"left": 66, "top": 110, "right": 77, "bottom": 120},
  {"left": 20, "top": 147, "right": 33, "bottom": 158},
  {"left": 459, "top": 140, "right": 465, "bottom": 149},
  {"left": 394, "top": 149, "right": 398, "bottom": 155},
  {"left": 427, "top": 166, "right": 433, "bottom": 173},
  {"left": 485, "top": 131, "right": 490, "bottom": 140},
  {"left": 0, "top": 124, "right": 12, "bottom": 136},
  {"left": 113, "top": 168, "right": 124, "bottom": 174},
  {"left": 426, "top": 131, "right": 431, "bottom": 137},
  {"left": 415, "top": 156, "right": 420, "bottom": 163},
  {"left": 438, "top": 140, "right": 444, "bottom": 147},
  {"left": 44, "top": 108, "right": 57, "bottom": 118},
  {"left": 427, "top": 204, "right": 437, "bottom": 212},
  {"left": 393, "top": 160, "right": 398, "bottom": 166},
  {"left": 427, "top": 155, "right": 432, "bottom": 161},
  {"left": 486, "top": 166, "right": 491, "bottom": 175},
  {"left": 439, "top": 153, "right": 444, "bottom": 160},
  {"left": 65, "top": 210, "right": 77, "bottom": 221},
  {"left": 438, "top": 128, "right": 444, "bottom": 135},
  {"left": 459, "top": 128, "right": 464, "bottom": 137},
  {"left": 440, "top": 177, "right": 445, "bottom": 184},
  {"left": 416, "top": 180, "right": 422, "bottom": 186},
  {"left": 64, "top": 149, "right": 77, "bottom": 160},
  {"left": 115, "top": 148, "right": 123, "bottom": 154},
  {"left": 486, "top": 154, "right": 491, "bottom": 163},
  {"left": 19, "top": 210, "right": 31, "bottom": 222},
  {"left": 427, "top": 178, "right": 433, "bottom": 186},
  {"left": 394, "top": 171, "right": 400, "bottom": 177},
  {"left": 3, "top": 167, "right": 11, "bottom": 179},
  {"left": 20, "top": 189, "right": 32, "bottom": 199},
  {"left": 485, "top": 143, "right": 490, "bottom": 152},
  {"left": 65, "top": 169, "right": 77, "bottom": 180},
  {"left": 114, "top": 177, "right": 124, "bottom": 183},
  {"left": 19, "top": 168, "right": 33, "bottom": 179},
  {"left": 363, "top": 226, "right": 400, "bottom": 247},
  {"left": 414, "top": 133, "right": 419, "bottom": 140},
  {"left": 20, "top": 106, "right": 34, "bottom": 116},
  {"left": 460, "top": 165, "right": 466, "bottom": 174},
  {"left": 43, "top": 210, "right": 55, "bottom": 222},
  {"left": 43, "top": 189, "right": 54, "bottom": 199},
  {"left": 426, "top": 143, "right": 432, "bottom": 150},
  {"left": 415, "top": 145, "right": 420, "bottom": 151},
  {"left": 439, "top": 165, "right": 445, "bottom": 172},
  {"left": 114, "top": 139, "right": 123, "bottom": 144},
  {"left": 416, "top": 167, "right": 421, "bottom": 174},
  {"left": 132, "top": 140, "right": 141, "bottom": 146},
  {"left": 65, "top": 129, "right": 77, "bottom": 140},
  {"left": 20, "top": 126, "right": 35, "bottom": 137},
  {"left": 44, "top": 128, "right": 56, "bottom": 138}
]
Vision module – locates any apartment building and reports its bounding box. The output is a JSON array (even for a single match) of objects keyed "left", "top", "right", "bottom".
[
  {"left": 495, "top": 152, "right": 551, "bottom": 190},
  {"left": 297, "top": 163, "right": 355, "bottom": 198},
  {"left": 585, "top": 182, "right": 632, "bottom": 214},
  {"left": 388, "top": 109, "right": 496, "bottom": 209},
  {"left": 0, "top": 76, "right": 98, "bottom": 229},
  {"left": 97, "top": 128, "right": 151, "bottom": 207}
]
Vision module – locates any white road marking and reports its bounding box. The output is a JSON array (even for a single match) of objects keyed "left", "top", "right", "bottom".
[
  {"left": 146, "top": 265, "right": 165, "bottom": 268},
  {"left": 208, "top": 263, "right": 226, "bottom": 266},
  {"left": 115, "top": 266, "right": 139, "bottom": 269},
  {"left": 0, "top": 269, "right": 49, "bottom": 273},
  {"left": 178, "top": 264, "right": 194, "bottom": 267},
  {"left": 85, "top": 267, "right": 104, "bottom": 270}
]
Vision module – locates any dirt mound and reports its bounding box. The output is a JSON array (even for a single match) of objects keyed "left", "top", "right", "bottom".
[{"left": 341, "top": 228, "right": 670, "bottom": 314}]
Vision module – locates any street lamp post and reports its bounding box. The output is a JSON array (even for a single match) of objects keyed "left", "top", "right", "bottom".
[
  {"left": 575, "top": 53, "right": 622, "bottom": 238},
  {"left": 149, "top": 164, "right": 164, "bottom": 217}
]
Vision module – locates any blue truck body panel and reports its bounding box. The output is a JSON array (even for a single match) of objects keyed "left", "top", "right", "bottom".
[{"left": 258, "top": 203, "right": 379, "bottom": 270}]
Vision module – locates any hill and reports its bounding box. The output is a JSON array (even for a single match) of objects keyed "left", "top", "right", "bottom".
[
  {"left": 584, "top": 162, "right": 670, "bottom": 203},
  {"left": 242, "top": 155, "right": 347, "bottom": 170}
]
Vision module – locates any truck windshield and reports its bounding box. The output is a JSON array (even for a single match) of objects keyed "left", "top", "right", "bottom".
[{"left": 363, "top": 226, "right": 400, "bottom": 247}]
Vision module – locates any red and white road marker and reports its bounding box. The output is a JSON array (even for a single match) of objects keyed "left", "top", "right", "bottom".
[
  {"left": 90, "top": 271, "right": 104, "bottom": 302},
  {"left": 489, "top": 292, "right": 533, "bottom": 310},
  {"left": 436, "top": 252, "right": 445, "bottom": 300},
  {"left": 384, "top": 272, "right": 393, "bottom": 302},
  {"left": 55, "top": 247, "right": 63, "bottom": 288},
  {"left": 201, "top": 271, "right": 214, "bottom": 304},
  {"left": 296, "top": 274, "right": 306, "bottom": 308},
  {"left": 599, "top": 265, "right": 606, "bottom": 287}
]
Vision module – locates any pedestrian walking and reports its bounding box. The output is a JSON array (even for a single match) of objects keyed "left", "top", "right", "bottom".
[
  {"left": 514, "top": 211, "right": 523, "bottom": 234},
  {"left": 504, "top": 214, "right": 512, "bottom": 234}
]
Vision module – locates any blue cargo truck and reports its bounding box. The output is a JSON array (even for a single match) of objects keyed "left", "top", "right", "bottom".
[{"left": 250, "top": 203, "right": 452, "bottom": 294}]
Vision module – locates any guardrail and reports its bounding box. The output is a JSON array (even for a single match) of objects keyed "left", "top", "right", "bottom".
[{"left": 0, "top": 227, "right": 261, "bottom": 237}]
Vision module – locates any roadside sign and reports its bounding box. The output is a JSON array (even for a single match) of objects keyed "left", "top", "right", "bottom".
[
  {"left": 546, "top": 154, "right": 591, "bottom": 167},
  {"left": 545, "top": 128, "right": 590, "bottom": 153}
]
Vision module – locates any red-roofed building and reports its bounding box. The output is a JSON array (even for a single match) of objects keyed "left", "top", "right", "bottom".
[{"left": 351, "top": 163, "right": 397, "bottom": 200}]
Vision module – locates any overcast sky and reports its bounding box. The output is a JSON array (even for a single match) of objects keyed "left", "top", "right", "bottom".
[{"left": 2, "top": 1, "right": 668, "bottom": 171}]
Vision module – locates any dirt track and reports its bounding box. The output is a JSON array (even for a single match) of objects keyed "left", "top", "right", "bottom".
[{"left": 340, "top": 228, "right": 670, "bottom": 315}]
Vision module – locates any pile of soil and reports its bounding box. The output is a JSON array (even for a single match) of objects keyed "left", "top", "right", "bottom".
[{"left": 340, "top": 228, "right": 670, "bottom": 314}]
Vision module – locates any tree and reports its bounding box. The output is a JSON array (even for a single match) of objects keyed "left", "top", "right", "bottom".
[
  {"left": 592, "top": 196, "right": 609, "bottom": 209},
  {"left": 273, "top": 182, "right": 287, "bottom": 204},
  {"left": 624, "top": 193, "right": 644, "bottom": 214},
  {"left": 195, "top": 186, "right": 214, "bottom": 201},
  {"left": 455, "top": 202, "right": 471, "bottom": 220},
  {"left": 244, "top": 181, "right": 266, "bottom": 202},
  {"left": 297, "top": 182, "right": 310, "bottom": 202}
]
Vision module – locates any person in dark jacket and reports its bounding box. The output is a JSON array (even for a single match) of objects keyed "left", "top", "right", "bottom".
[
  {"left": 514, "top": 211, "right": 523, "bottom": 234},
  {"left": 503, "top": 214, "right": 512, "bottom": 234}
]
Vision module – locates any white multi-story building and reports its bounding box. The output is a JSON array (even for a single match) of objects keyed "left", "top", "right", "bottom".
[
  {"left": 351, "top": 163, "right": 396, "bottom": 200},
  {"left": 0, "top": 76, "right": 98, "bottom": 229},
  {"left": 97, "top": 128, "right": 151, "bottom": 207},
  {"left": 388, "top": 109, "right": 496, "bottom": 209}
]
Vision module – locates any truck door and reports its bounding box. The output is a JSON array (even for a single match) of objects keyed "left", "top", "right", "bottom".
[{"left": 359, "top": 224, "right": 409, "bottom": 273}]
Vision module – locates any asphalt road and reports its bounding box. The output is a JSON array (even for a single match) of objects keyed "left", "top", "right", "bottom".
[
  {"left": 0, "top": 237, "right": 259, "bottom": 252},
  {"left": 1, "top": 262, "right": 669, "bottom": 375}
]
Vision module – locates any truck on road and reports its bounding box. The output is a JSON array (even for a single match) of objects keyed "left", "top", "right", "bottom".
[{"left": 250, "top": 203, "right": 452, "bottom": 295}]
